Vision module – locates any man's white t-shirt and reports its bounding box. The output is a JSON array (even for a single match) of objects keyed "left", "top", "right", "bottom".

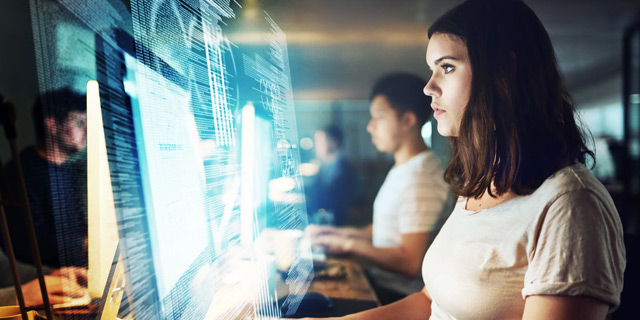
[
  {"left": 422, "top": 164, "right": 626, "bottom": 319},
  {"left": 370, "top": 150, "right": 449, "bottom": 294}
]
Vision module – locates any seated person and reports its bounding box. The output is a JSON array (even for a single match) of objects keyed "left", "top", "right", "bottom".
[
  {"left": 1, "top": 88, "right": 87, "bottom": 268},
  {"left": 305, "top": 125, "right": 358, "bottom": 226},
  {"left": 309, "top": 73, "right": 450, "bottom": 305},
  {"left": 304, "top": 1, "right": 625, "bottom": 319}
]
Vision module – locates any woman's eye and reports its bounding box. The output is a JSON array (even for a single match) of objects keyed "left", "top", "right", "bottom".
[{"left": 442, "top": 64, "right": 454, "bottom": 74}]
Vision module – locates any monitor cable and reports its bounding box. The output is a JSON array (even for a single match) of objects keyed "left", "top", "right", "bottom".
[{"left": 0, "top": 94, "right": 54, "bottom": 320}]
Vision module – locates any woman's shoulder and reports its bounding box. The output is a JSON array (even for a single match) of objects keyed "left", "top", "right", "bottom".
[
  {"left": 532, "top": 163, "right": 616, "bottom": 213},
  {"left": 536, "top": 164, "right": 603, "bottom": 195}
]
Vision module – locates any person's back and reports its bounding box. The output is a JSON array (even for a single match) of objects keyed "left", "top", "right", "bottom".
[
  {"left": 372, "top": 151, "right": 446, "bottom": 250},
  {"left": 368, "top": 148, "right": 448, "bottom": 300}
]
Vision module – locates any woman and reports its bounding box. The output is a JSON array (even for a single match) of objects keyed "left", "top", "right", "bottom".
[{"left": 303, "top": 0, "right": 626, "bottom": 319}]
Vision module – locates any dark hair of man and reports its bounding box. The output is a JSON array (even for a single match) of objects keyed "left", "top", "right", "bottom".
[
  {"left": 32, "top": 88, "right": 86, "bottom": 143},
  {"left": 370, "top": 72, "right": 432, "bottom": 127},
  {"left": 428, "top": 0, "right": 594, "bottom": 198},
  {"left": 319, "top": 125, "right": 344, "bottom": 148}
]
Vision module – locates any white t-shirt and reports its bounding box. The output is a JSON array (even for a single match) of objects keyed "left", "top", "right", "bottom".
[
  {"left": 422, "top": 164, "right": 625, "bottom": 319},
  {"left": 370, "top": 150, "right": 449, "bottom": 294}
]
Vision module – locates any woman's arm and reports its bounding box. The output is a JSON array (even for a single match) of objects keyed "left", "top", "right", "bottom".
[{"left": 522, "top": 295, "right": 608, "bottom": 320}]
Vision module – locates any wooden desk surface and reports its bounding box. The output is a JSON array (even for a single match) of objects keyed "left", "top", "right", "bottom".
[
  {"left": 309, "top": 257, "right": 379, "bottom": 304},
  {"left": 204, "top": 256, "right": 379, "bottom": 319}
]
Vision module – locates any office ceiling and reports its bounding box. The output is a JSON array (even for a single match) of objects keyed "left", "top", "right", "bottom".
[{"left": 238, "top": 0, "right": 640, "bottom": 101}]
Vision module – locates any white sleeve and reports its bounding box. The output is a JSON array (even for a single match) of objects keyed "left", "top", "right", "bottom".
[
  {"left": 522, "top": 189, "right": 625, "bottom": 309},
  {"left": 397, "top": 173, "right": 448, "bottom": 235}
]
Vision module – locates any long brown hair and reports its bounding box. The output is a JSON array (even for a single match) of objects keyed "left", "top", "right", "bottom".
[{"left": 428, "top": 0, "right": 594, "bottom": 198}]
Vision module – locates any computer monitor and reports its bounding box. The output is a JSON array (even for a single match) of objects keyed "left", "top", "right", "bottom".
[
  {"left": 101, "top": 27, "right": 312, "bottom": 320},
  {"left": 51, "top": 79, "right": 126, "bottom": 317},
  {"left": 124, "top": 49, "right": 217, "bottom": 319},
  {"left": 86, "top": 79, "right": 120, "bottom": 301},
  {"left": 86, "top": 79, "right": 127, "bottom": 319},
  {"left": 27, "top": 0, "right": 313, "bottom": 318},
  {"left": 25, "top": 0, "right": 312, "bottom": 319}
]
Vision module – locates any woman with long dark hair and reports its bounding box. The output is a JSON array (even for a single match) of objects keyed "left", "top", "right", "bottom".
[{"left": 304, "top": 0, "right": 626, "bottom": 319}]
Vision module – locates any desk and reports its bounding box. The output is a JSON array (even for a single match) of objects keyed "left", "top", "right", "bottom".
[
  {"left": 204, "top": 256, "right": 379, "bottom": 319},
  {"left": 308, "top": 257, "right": 379, "bottom": 304},
  {"left": 274, "top": 257, "right": 380, "bottom": 318}
]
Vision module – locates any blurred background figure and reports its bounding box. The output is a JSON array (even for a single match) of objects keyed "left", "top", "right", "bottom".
[
  {"left": 308, "top": 72, "right": 451, "bottom": 305},
  {"left": 0, "top": 88, "right": 87, "bottom": 268},
  {"left": 0, "top": 93, "right": 88, "bottom": 308},
  {"left": 305, "top": 125, "right": 358, "bottom": 226}
]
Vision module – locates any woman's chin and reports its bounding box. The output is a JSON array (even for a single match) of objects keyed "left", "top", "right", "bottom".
[{"left": 436, "top": 123, "right": 455, "bottom": 138}]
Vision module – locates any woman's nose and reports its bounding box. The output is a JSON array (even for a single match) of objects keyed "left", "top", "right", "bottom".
[{"left": 424, "top": 76, "right": 440, "bottom": 98}]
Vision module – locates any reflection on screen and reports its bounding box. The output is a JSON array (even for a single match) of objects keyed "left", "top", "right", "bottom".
[
  {"left": 127, "top": 54, "right": 209, "bottom": 298},
  {"left": 28, "top": 0, "right": 313, "bottom": 318}
]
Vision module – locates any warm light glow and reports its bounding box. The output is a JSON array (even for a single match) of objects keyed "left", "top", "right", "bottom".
[
  {"left": 277, "top": 139, "right": 291, "bottom": 149},
  {"left": 242, "top": 0, "right": 260, "bottom": 21},
  {"left": 228, "top": 30, "right": 430, "bottom": 46},
  {"left": 300, "top": 137, "right": 314, "bottom": 150},
  {"left": 269, "top": 177, "right": 297, "bottom": 193},
  {"left": 268, "top": 177, "right": 304, "bottom": 203},
  {"left": 299, "top": 162, "right": 319, "bottom": 176}
]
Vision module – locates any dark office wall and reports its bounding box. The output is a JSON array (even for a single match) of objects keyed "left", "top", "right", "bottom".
[
  {"left": 0, "top": 0, "right": 39, "bottom": 160},
  {"left": 1, "top": 0, "right": 97, "bottom": 164}
]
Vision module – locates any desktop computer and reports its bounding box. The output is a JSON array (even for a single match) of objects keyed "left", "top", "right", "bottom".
[{"left": 27, "top": 0, "right": 314, "bottom": 318}]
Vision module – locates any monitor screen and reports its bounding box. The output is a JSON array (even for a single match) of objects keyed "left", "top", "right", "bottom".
[
  {"left": 27, "top": 0, "right": 314, "bottom": 318},
  {"left": 126, "top": 51, "right": 210, "bottom": 300}
]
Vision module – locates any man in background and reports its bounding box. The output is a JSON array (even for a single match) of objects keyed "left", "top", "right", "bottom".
[
  {"left": 0, "top": 89, "right": 88, "bottom": 306},
  {"left": 309, "top": 73, "right": 450, "bottom": 304},
  {"left": 1, "top": 88, "right": 87, "bottom": 268}
]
